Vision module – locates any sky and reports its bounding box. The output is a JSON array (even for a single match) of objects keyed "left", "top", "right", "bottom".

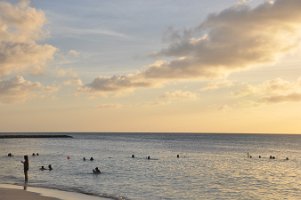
[{"left": 1, "top": 0, "right": 301, "bottom": 133}]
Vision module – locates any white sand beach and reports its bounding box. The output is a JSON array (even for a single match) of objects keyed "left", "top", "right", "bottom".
[{"left": 0, "top": 184, "right": 108, "bottom": 200}]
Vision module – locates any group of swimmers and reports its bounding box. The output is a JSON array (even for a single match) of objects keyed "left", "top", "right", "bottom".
[
  {"left": 31, "top": 153, "right": 53, "bottom": 171},
  {"left": 247, "top": 152, "right": 289, "bottom": 160},
  {"left": 91, "top": 154, "right": 181, "bottom": 174},
  {"left": 9, "top": 153, "right": 40, "bottom": 157},
  {"left": 83, "top": 157, "right": 94, "bottom": 161},
  {"left": 131, "top": 154, "right": 180, "bottom": 160},
  {"left": 12, "top": 152, "right": 182, "bottom": 181},
  {"left": 40, "top": 164, "right": 53, "bottom": 171},
  {"left": 81, "top": 156, "right": 101, "bottom": 174}
]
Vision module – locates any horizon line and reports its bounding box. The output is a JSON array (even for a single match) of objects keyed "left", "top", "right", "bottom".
[{"left": 0, "top": 131, "right": 300, "bottom": 135}]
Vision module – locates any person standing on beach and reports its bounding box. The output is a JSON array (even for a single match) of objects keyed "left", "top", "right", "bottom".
[{"left": 21, "top": 155, "right": 29, "bottom": 182}]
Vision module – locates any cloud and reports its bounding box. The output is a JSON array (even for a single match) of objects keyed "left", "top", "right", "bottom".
[
  {"left": 0, "top": 0, "right": 56, "bottom": 77},
  {"left": 0, "top": 75, "right": 58, "bottom": 104},
  {"left": 235, "top": 77, "right": 301, "bottom": 104},
  {"left": 97, "top": 104, "right": 123, "bottom": 109},
  {"left": 63, "top": 78, "right": 83, "bottom": 87},
  {"left": 56, "top": 68, "right": 78, "bottom": 78},
  {"left": 160, "top": 90, "right": 199, "bottom": 100},
  {"left": 67, "top": 50, "right": 80, "bottom": 57},
  {"left": 201, "top": 79, "right": 234, "bottom": 91},
  {"left": 263, "top": 93, "right": 301, "bottom": 103},
  {"left": 151, "top": 90, "right": 199, "bottom": 105},
  {"left": 83, "top": 74, "right": 163, "bottom": 95},
  {"left": 85, "top": 0, "right": 301, "bottom": 94},
  {"left": 154, "top": 0, "right": 301, "bottom": 78},
  {"left": 53, "top": 26, "right": 131, "bottom": 40},
  {"left": 218, "top": 104, "right": 232, "bottom": 112},
  {"left": 236, "top": 0, "right": 251, "bottom": 5},
  {"left": 82, "top": 61, "right": 169, "bottom": 95}
]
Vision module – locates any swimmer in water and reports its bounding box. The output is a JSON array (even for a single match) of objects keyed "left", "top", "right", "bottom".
[{"left": 93, "top": 167, "right": 101, "bottom": 174}]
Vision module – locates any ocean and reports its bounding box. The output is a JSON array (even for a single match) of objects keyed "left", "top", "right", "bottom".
[{"left": 0, "top": 133, "right": 300, "bottom": 200}]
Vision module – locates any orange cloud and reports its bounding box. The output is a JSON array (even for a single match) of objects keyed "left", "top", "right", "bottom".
[
  {"left": 150, "top": 90, "right": 199, "bottom": 105},
  {"left": 235, "top": 77, "right": 301, "bottom": 104},
  {"left": 160, "top": 90, "right": 199, "bottom": 100},
  {"left": 0, "top": 75, "right": 58, "bottom": 104},
  {"left": 0, "top": 0, "right": 56, "bottom": 77},
  {"left": 97, "top": 104, "right": 123, "bottom": 109},
  {"left": 153, "top": 0, "right": 301, "bottom": 78},
  {"left": 85, "top": 0, "right": 301, "bottom": 94},
  {"left": 263, "top": 93, "right": 301, "bottom": 103}
]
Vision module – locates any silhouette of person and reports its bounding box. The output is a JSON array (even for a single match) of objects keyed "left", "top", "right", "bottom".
[
  {"left": 132, "top": 154, "right": 135, "bottom": 158},
  {"left": 177, "top": 154, "right": 179, "bottom": 158},
  {"left": 48, "top": 164, "right": 53, "bottom": 171},
  {"left": 93, "top": 167, "right": 101, "bottom": 174},
  {"left": 40, "top": 166, "right": 46, "bottom": 171},
  {"left": 22, "top": 155, "right": 29, "bottom": 182},
  {"left": 83, "top": 157, "right": 86, "bottom": 161},
  {"left": 32, "top": 153, "right": 36, "bottom": 156},
  {"left": 90, "top": 157, "right": 94, "bottom": 161},
  {"left": 147, "top": 156, "right": 150, "bottom": 160}
]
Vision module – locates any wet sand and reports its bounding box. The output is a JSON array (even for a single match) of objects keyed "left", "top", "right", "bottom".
[
  {"left": 0, "top": 188, "right": 61, "bottom": 200},
  {"left": 0, "top": 184, "right": 108, "bottom": 200}
]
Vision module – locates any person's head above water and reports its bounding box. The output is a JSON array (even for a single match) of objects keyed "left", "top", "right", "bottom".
[{"left": 93, "top": 167, "right": 101, "bottom": 174}]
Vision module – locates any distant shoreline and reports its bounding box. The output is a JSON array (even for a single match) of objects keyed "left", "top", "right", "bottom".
[{"left": 0, "top": 135, "right": 72, "bottom": 139}]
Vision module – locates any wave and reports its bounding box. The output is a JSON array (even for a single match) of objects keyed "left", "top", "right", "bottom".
[
  {"left": 25, "top": 183, "right": 130, "bottom": 200},
  {"left": 0, "top": 175, "right": 22, "bottom": 182},
  {"left": 0, "top": 180, "right": 130, "bottom": 200}
]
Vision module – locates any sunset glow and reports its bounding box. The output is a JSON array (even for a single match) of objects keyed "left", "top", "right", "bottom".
[{"left": 1, "top": 0, "right": 301, "bottom": 133}]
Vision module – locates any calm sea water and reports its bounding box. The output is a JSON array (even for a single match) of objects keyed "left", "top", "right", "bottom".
[{"left": 0, "top": 133, "right": 300, "bottom": 200}]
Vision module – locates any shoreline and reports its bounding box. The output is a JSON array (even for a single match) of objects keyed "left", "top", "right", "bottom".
[{"left": 0, "top": 184, "right": 109, "bottom": 200}]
